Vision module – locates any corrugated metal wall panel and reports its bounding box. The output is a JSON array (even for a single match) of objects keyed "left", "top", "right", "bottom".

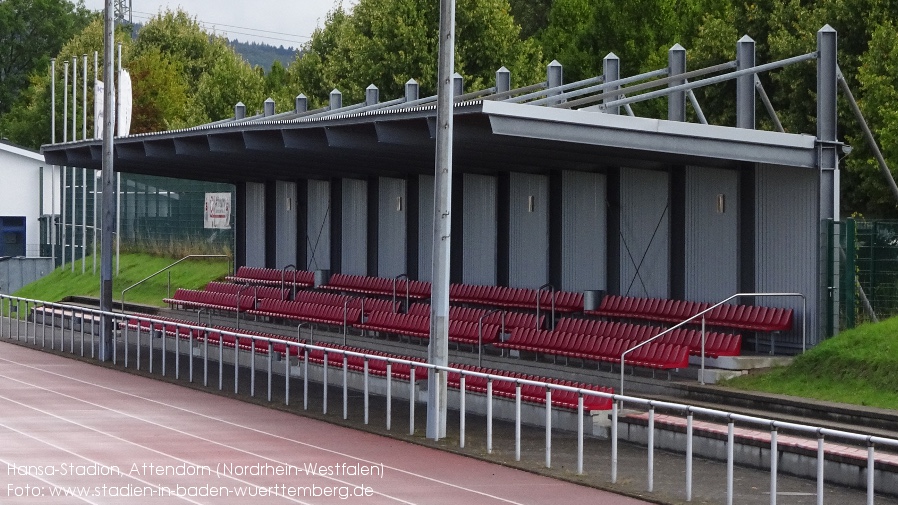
[
  {"left": 244, "top": 181, "right": 266, "bottom": 267},
  {"left": 418, "top": 175, "right": 434, "bottom": 282},
  {"left": 275, "top": 180, "right": 297, "bottom": 268},
  {"left": 756, "top": 164, "right": 819, "bottom": 346},
  {"left": 378, "top": 177, "right": 407, "bottom": 278},
  {"left": 306, "top": 179, "right": 330, "bottom": 271},
  {"left": 341, "top": 178, "right": 368, "bottom": 275},
  {"left": 619, "top": 167, "right": 669, "bottom": 297},
  {"left": 509, "top": 173, "right": 548, "bottom": 288},
  {"left": 463, "top": 174, "right": 497, "bottom": 285},
  {"left": 685, "top": 167, "right": 738, "bottom": 302},
  {"left": 561, "top": 171, "right": 606, "bottom": 293}
]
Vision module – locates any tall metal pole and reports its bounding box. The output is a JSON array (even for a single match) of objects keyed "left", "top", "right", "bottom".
[
  {"left": 93, "top": 51, "right": 99, "bottom": 275},
  {"left": 426, "top": 0, "right": 456, "bottom": 440},
  {"left": 50, "top": 59, "right": 57, "bottom": 268},
  {"left": 62, "top": 60, "right": 68, "bottom": 270},
  {"left": 100, "top": 0, "right": 116, "bottom": 360},
  {"left": 83, "top": 54, "right": 88, "bottom": 273},
  {"left": 71, "top": 56, "right": 77, "bottom": 272},
  {"left": 116, "top": 42, "right": 122, "bottom": 275}
]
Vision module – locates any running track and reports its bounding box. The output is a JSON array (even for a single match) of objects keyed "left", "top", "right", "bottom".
[{"left": 0, "top": 342, "right": 649, "bottom": 504}]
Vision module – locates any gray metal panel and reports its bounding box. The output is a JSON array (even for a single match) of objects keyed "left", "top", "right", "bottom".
[
  {"left": 685, "top": 166, "right": 738, "bottom": 302},
  {"left": 378, "top": 177, "right": 407, "bottom": 278},
  {"left": 275, "top": 180, "right": 297, "bottom": 269},
  {"left": 0, "top": 257, "right": 54, "bottom": 294},
  {"left": 418, "top": 175, "right": 434, "bottom": 282},
  {"left": 561, "top": 171, "right": 606, "bottom": 293},
  {"left": 244, "top": 181, "right": 266, "bottom": 267},
  {"left": 341, "top": 178, "right": 367, "bottom": 275},
  {"left": 509, "top": 172, "right": 548, "bottom": 288},
  {"left": 306, "top": 179, "right": 330, "bottom": 271},
  {"left": 463, "top": 174, "right": 497, "bottom": 285},
  {"left": 756, "top": 164, "right": 819, "bottom": 346},
  {"left": 619, "top": 167, "right": 669, "bottom": 297}
]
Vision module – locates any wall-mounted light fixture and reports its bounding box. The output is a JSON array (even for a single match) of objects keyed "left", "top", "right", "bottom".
[
  {"left": 716, "top": 194, "right": 726, "bottom": 214},
  {"left": 286, "top": 197, "right": 293, "bottom": 211},
  {"left": 528, "top": 195, "right": 535, "bottom": 213},
  {"left": 397, "top": 196, "right": 403, "bottom": 212}
]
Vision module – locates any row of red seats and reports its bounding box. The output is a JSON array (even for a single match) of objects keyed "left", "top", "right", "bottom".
[
  {"left": 125, "top": 317, "right": 304, "bottom": 355},
  {"left": 204, "top": 281, "right": 291, "bottom": 301},
  {"left": 555, "top": 317, "right": 741, "bottom": 358},
  {"left": 354, "top": 311, "right": 502, "bottom": 345},
  {"left": 446, "top": 363, "right": 613, "bottom": 413},
  {"left": 323, "top": 273, "right": 431, "bottom": 299},
  {"left": 291, "top": 290, "right": 397, "bottom": 314},
  {"left": 496, "top": 328, "right": 690, "bottom": 370},
  {"left": 406, "top": 303, "right": 543, "bottom": 331},
  {"left": 588, "top": 295, "right": 793, "bottom": 333},
  {"left": 248, "top": 299, "right": 362, "bottom": 327},
  {"left": 225, "top": 266, "right": 315, "bottom": 288},
  {"left": 163, "top": 289, "right": 255, "bottom": 313},
  {"left": 448, "top": 284, "right": 583, "bottom": 313}
]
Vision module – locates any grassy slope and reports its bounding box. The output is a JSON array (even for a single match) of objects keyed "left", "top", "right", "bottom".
[
  {"left": 724, "top": 317, "right": 898, "bottom": 409},
  {"left": 13, "top": 254, "right": 231, "bottom": 306}
]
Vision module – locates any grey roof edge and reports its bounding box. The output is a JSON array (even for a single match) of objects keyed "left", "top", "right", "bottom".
[
  {"left": 481, "top": 100, "right": 818, "bottom": 168},
  {"left": 40, "top": 100, "right": 487, "bottom": 153}
]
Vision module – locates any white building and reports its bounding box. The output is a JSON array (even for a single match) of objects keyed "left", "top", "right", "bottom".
[{"left": 0, "top": 140, "right": 60, "bottom": 257}]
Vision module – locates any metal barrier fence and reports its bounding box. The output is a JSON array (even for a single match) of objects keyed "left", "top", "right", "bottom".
[
  {"left": 1, "top": 293, "right": 896, "bottom": 505},
  {"left": 827, "top": 218, "right": 898, "bottom": 336}
]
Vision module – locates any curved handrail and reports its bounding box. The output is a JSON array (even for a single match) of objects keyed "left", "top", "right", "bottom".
[
  {"left": 121, "top": 254, "right": 230, "bottom": 312},
  {"left": 281, "top": 264, "right": 298, "bottom": 300},
  {"left": 477, "top": 308, "right": 504, "bottom": 367},
  {"left": 392, "top": 274, "right": 410, "bottom": 313},
  {"left": 619, "top": 292, "right": 806, "bottom": 396}
]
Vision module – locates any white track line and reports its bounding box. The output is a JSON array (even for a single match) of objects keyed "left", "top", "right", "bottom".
[
  {"left": 0, "top": 391, "right": 310, "bottom": 504},
  {"left": 0, "top": 352, "right": 529, "bottom": 505},
  {"left": 0, "top": 420, "right": 198, "bottom": 504}
]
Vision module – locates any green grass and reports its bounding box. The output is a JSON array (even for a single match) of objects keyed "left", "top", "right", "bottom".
[
  {"left": 13, "top": 253, "right": 231, "bottom": 307},
  {"left": 723, "top": 317, "right": 898, "bottom": 409}
]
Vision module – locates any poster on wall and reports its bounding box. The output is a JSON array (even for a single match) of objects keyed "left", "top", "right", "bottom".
[{"left": 204, "top": 193, "right": 232, "bottom": 229}]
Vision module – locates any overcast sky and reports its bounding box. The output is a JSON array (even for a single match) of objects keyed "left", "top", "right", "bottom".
[{"left": 80, "top": 0, "right": 354, "bottom": 48}]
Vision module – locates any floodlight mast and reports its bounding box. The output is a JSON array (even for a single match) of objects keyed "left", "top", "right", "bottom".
[
  {"left": 99, "top": 0, "right": 116, "bottom": 360},
  {"left": 427, "top": 0, "right": 456, "bottom": 440}
]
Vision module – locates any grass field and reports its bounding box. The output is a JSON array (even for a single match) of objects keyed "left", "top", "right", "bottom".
[
  {"left": 13, "top": 253, "right": 231, "bottom": 307},
  {"left": 723, "top": 317, "right": 898, "bottom": 410}
]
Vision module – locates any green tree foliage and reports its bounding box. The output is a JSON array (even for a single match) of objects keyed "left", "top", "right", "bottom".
[
  {"left": 507, "top": 0, "right": 553, "bottom": 39},
  {"left": 290, "top": 0, "right": 543, "bottom": 108},
  {"left": 1, "top": 9, "right": 265, "bottom": 147},
  {"left": 0, "top": 0, "right": 92, "bottom": 116}
]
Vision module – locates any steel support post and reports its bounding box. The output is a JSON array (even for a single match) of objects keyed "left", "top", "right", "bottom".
[
  {"left": 737, "top": 35, "right": 756, "bottom": 129},
  {"left": 427, "top": 0, "right": 456, "bottom": 441},
  {"left": 603, "top": 53, "right": 621, "bottom": 115},
  {"left": 668, "top": 44, "right": 686, "bottom": 121},
  {"left": 99, "top": 0, "right": 116, "bottom": 360}
]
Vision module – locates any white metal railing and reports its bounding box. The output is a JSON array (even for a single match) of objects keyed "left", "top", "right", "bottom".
[
  {"left": 1, "top": 293, "right": 892, "bottom": 505},
  {"left": 620, "top": 292, "right": 807, "bottom": 395}
]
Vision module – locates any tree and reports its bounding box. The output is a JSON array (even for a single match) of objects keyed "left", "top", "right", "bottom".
[
  {"left": 0, "top": 0, "right": 92, "bottom": 116},
  {"left": 289, "top": 0, "right": 543, "bottom": 108}
]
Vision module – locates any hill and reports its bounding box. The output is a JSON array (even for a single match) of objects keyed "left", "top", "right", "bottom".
[{"left": 229, "top": 40, "right": 298, "bottom": 71}]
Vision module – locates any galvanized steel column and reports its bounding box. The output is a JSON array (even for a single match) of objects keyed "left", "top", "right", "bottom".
[
  {"left": 603, "top": 53, "right": 621, "bottom": 115},
  {"left": 736, "top": 36, "right": 756, "bottom": 129},
  {"left": 428, "top": 0, "right": 456, "bottom": 440},
  {"left": 100, "top": 0, "right": 116, "bottom": 360},
  {"left": 817, "top": 25, "right": 839, "bottom": 220},
  {"left": 496, "top": 67, "right": 511, "bottom": 94},
  {"left": 668, "top": 44, "right": 686, "bottom": 122}
]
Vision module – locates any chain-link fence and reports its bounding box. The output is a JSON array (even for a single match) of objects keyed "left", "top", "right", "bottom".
[
  {"left": 825, "top": 218, "right": 898, "bottom": 337},
  {"left": 43, "top": 171, "right": 235, "bottom": 266}
]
